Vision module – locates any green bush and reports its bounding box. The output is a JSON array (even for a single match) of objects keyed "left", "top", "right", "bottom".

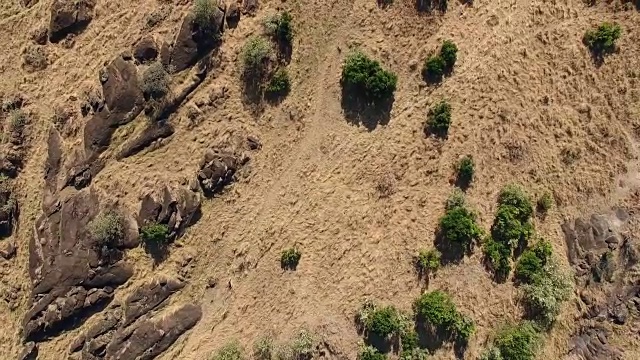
[
  {"left": 416, "top": 249, "right": 441, "bottom": 275},
  {"left": 492, "top": 322, "right": 540, "bottom": 360},
  {"left": 439, "top": 206, "right": 482, "bottom": 248},
  {"left": 265, "top": 68, "right": 291, "bottom": 98},
  {"left": 456, "top": 155, "right": 474, "bottom": 187},
  {"left": 515, "top": 239, "right": 553, "bottom": 284},
  {"left": 584, "top": 22, "right": 621, "bottom": 54},
  {"left": 426, "top": 100, "right": 451, "bottom": 136},
  {"left": 342, "top": 51, "right": 397, "bottom": 104},
  {"left": 280, "top": 247, "right": 301, "bottom": 270},
  {"left": 365, "top": 305, "right": 401, "bottom": 338},
  {"left": 358, "top": 346, "right": 386, "bottom": 360},
  {"left": 265, "top": 12, "right": 294, "bottom": 46},
  {"left": 491, "top": 185, "right": 534, "bottom": 250},
  {"left": 212, "top": 341, "right": 245, "bottom": 360},
  {"left": 141, "top": 62, "right": 170, "bottom": 100},
  {"left": 253, "top": 336, "right": 273, "bottom": 360},
  {"left": 140, "top": 223, "right": 169, "bottom": 244},
  {"left": 445, "top": 188, "right": 465, "bottom": 210},
  {"left": 290, "top": 330, "right": 314, "bottom": 359},
  {"left": 414, "top": 290, "right": 475, "bottom": 341},
  {"left": 193, "top": 0, "right": 219, "bottom": 37},
  {"left": 440, "top": 40, "right": 458, "bottom": 69},
  {"left": 521, "top": 261, "right": 571, "bottom": 326},
  {"left": 483, "top": 238, "right": 512, "bottom": 280},
  {"left": 241, "top": 36, "right": 273, "bottom": 76},
  {"left": 400, "top": 328, "right": 419, "bottom": 353},
  {"left": 536, "top": 192, "right": 553, "bottom": 214},
  {"left": 498, "top": 185, "right": 534, "bottom": 219},
  {"left": 422, "top": 55, "right": 445, "bottom": 82},
  {"left": 88, "top": 212, "right": 124, "bottom": 246}
]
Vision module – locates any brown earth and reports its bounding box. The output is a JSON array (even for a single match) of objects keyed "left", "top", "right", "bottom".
[{"left": 0, "top": 0, "right": 640, "bottom": 359}]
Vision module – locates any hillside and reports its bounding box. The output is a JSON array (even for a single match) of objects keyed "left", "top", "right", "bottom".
[{"left": 0, "top": 0, "right": 639, "bottom": 360}]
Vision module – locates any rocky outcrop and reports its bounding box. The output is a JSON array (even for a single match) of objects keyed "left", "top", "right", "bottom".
[
  {"left": 197, "top": 149, "right": 241, "bottom": 197},
  {"left": 116, "top": 122, "right": 174, "bottom": 159},
  {"left": 562, "top": 209, "right": 640, "bottom": 360},
  {"left": 18, "top": 341, "right": 38, "bottom": 360},
  {"left": 49, "top": 0, "right": 96, "bottom": 42},
  {"left": 137, "top": 185, "right": 201, "bottom": 240},
  {"left": 69, "top": 277, "right": 201, "bottom": 359},
  {"left": 171, "top": 8, "right": 224, "bottom": 72},
  {"left": 226, "top": 2, "right": 240, "bottom": 26},
  {"left": 23, "top": 187, "right": 136, "bottom": 341}
]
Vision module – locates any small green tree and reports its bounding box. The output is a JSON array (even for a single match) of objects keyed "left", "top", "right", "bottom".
[
  {"left": 341, "top": 51, "right": 397, "bottom": 104},
  {"left": 536, "top": 192, "right": 553, "bottom": 214},
  {"left": 422, "top": 55, "right": 445, "bottom": 82},
  {"left": 492, "top": 322, "right": 540, "bottom": 360},
  {"left": 416, "top": 249, "right": 441, "bottom": 276},
  {"left": 456, "top": 155, "right": 474, "bottom": 188},
  {"left": 521, "top": 261, "right": 571, "bottom": 326},
  {"left": 445, "top": 188, "right": 465, "bottom": 210},
  {"left": 241, "top": 36, "right": 273, "bottom": 77},
  {"left": 483, "top": 237, "right": 512, "bottom": 280},
  {"left": 439, "top": 206, "right": 482, "bottom": 248},
  {"left": 584, "top": 22, "right": 621, "bottom": 54},
  {"left": 212, "top": 341, "right": 245, "bottom": 360},
  {"left": 440, "top": 40, "right": 458, "bottom": 70},
  {"left": 141, "top": 62, "right": 170, "bottom": 100},
  {"left": 425, "top": 100, "right": 451, "bottom": 137},
  {"left": 358, "top": 346, "right": 386, "bottom": 360},
  {"left": 88, "top": 211, "right": 124, "bottom": 246},
  {"left": 414, "top": 290, "right": 475, "bottom": 341},
  {"left": 280, "top": 247, "right": 301, "bottom": 270},
  {"left": 265, "top": 12, "right": 294, "bottom": 46},
  {"left": 265, "top": 68, "right": 291, "bottom": 98},
  {"left": 140, "top": 222, "right": 169, "bottom": 244},
  {"left": 193, "top": 0, "right": 220, "bottom": 37},
  {"left": 515, "top": 239, "right": 552, "bottom": 284}
]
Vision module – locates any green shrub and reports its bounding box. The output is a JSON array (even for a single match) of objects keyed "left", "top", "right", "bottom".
[
  {"left": 440, "top": 40, "right": 458, "bottom": 70},
  {"left": 584, "top": 22, "right": 621, "bottom": 54},
  {"left": 193, "top": 0, "right": 219, "bottom": 37},
  {"left": 491, "top": 185, "right": 534, "bottom": 250},
  {"left": 366, "top": 305, "right": 401, "bottom": 338},
  {"left": 358, "top": 346, "right": 386, "bottom": 360},
  {"left": 265, "top": 69, "right": 291, "bottom": 98},
  {"left": 341, "top": 51, "right": 397, "bottom": 104},
  {"left": 426, "top": 100, "right": 451, "bottom": 136},
  {"left": 536, "top": 192, "right": 553, "bottom": 214},
  {"left": 492, "top": 322, "right": 540, "bottom": 360},
  {"left": 253, "top": 336, "right": 273, "bottom": 360},
  {"left": 400, "top": 348, "right": 429, "bottom": 360},
  {"left": 521, "top": 261, "right": 571, "bottom": 326},
  {"left": 456, "top": 155, "right": 474, "bottom": 187},
  {"left": 445, "top": 188, "right": 465, "bottom": 210},
  {"left": 514, "top": 250, "right": 543, "bottom": 284},
  {"left": 416, "top": 249, "right": 441, "bottom": 275},
  {"left": 212, "top": 341, "right": 244, "bottom": 360},
  {"left": 414, "top": 290, "right": 475, "bottom": 341},
  {"left": 140, "top": 223, "right": 169, "bottom": 244},
  {"left": 241, "top": 36, "right": 273, "bottom": 76},
  {"left": 483, "top": 238, "right": 512, "bottom": 280},
  {"left": 265, "top": 12, "right": 294, "bottom": 46},
  {"left": 280, "top": 247, "right": 301, "bottom": 270},
  {"left": 422, "top": 55, "right": 445, "bottom": 82},
  {"left": 141, "top": 62, "right": 170, "bottom": 100},
  {"left": 498, "top": 185, "right": 534, "bottom": 219},
  {"left": 439, "top": 206, "right": 482, "bottom": 248},
  {"left": 479, "top": 347, "right": 503, "bottom": 360},
  {"left": 88, "top": 212, "right": 124, "bottom": 246},
  {"left": 400, "top": 328, "right": 419, "bottom": 353}
]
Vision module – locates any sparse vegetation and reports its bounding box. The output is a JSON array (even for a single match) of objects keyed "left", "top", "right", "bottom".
[
  {"left": 290, "top": 330, "right": 314, "bottom": 359},
  {"left": 264, "top": 12, "right": 294, "bottom": 47},
  {"left": 584, "top": 22, "right": 621, "bottom": 55},
  {"left": 341, "top": 51, "right": 397, "bottom": 105},
  {"left": 414, "top": 290, "right": 475, "bottom": 342},
  {"left": 280, "top": 247, "right": 301, "bottom": 270},
  {"left": 265, "top": 68, "right": 291, "bottom": 98},
  {"left": 425, "top": 100, "right": 452, "bottom": 137},
  {"left": 140, "top": 222, "right": 169, "bottom": 245},
  {"left": 241, "top": 36, "right": 273, "bottom": 77},
  {"left": 193, "top": 0, "right": 220, "bottom": 37},
  {"left": 445, "top": 188, "right": 465, "bottom": 210},
  {"left": 88, "top": 212, "right": 124, "bottom": 247},
  {"left": 521, "top": 261, "right": 571, "bottom": 326},
  {"left": 416, "top": 249, "right": 441, "bottom": 276},
  {"left": 456, "top": 155, "right": 474, "bottom": 188},
  {"left": 141, "top": 62, "right": 170, "bottom": 100},
  {"left": 253, "top": 336, "right": 274, "bottom": 360},
  {"left": 9, "top": 109, "right": 28, "bottom": 134},
  {"left": 536, "top": 192, "right": 553, "bottom": 214},
  {"left": 358, "top": 346, "right": 387, "bottom": 360},
  {"left": 212, "top": 341, "right": 244, "bottom": 360},
  {"left": 23, "top": 45, "right": 47, "bottom": 71}
]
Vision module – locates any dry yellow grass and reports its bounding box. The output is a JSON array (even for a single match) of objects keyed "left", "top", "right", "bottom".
[{"left": 0, "top": 0, "right": 639, "bottom": 359}]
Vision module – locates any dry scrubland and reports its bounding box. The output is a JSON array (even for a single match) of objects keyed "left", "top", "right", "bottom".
[{"left": 0, "top": 0, "right": 639, "bottom": 360}]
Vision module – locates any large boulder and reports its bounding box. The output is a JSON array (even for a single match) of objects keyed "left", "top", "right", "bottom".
[
  {"left": 49, "top": 0, "right": 96, "bottom": 42},
  {"left": 133, "top": 35, "right": 159, "bottom": 64},
  {"left": 566, "top": 326, "right": 623, "bottom": 360},
  {"left": 137, "top": 185, "right": 201, "bottom": 240},
  {"left": 171, "top": 9, "right": 224, "bottom": 72},
  {"left": 197, "top": 149, "right": 240, "bottom": 197}
]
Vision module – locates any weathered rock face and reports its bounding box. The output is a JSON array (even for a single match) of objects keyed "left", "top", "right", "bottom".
[
  {"left": 69, "top": 277, "right": 201, "bottom": 360},
  {"left": 23, "top": 187, "right": 135, "bottom": 341},
  {"left": 197, "top": 150, "right": 240, "bottom": 197},
  {"left": 49, "top": 0, "right": 96, "bottom": 42},
  {"left": 18, "top": 341, "right": 38, "bottom": 360},
  {"left": 133, "top": 36, "right": 159, "bottom": 64},
  {"left": 226, "top": 2, "right": 240, "bottom": 26},
  {"left": 171, "top": 9, "right": 224, "bottom": 72},
  {"left": 562, "top": 209, "right": 640, "bottom": 360},
  {"left": 138, "top": 185, "right": 201, "bottom": 240}
]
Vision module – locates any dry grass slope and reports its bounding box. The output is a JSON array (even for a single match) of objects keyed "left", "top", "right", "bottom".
[{"left": 0, "top": 0, "right": 639, "bottom": 359}]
